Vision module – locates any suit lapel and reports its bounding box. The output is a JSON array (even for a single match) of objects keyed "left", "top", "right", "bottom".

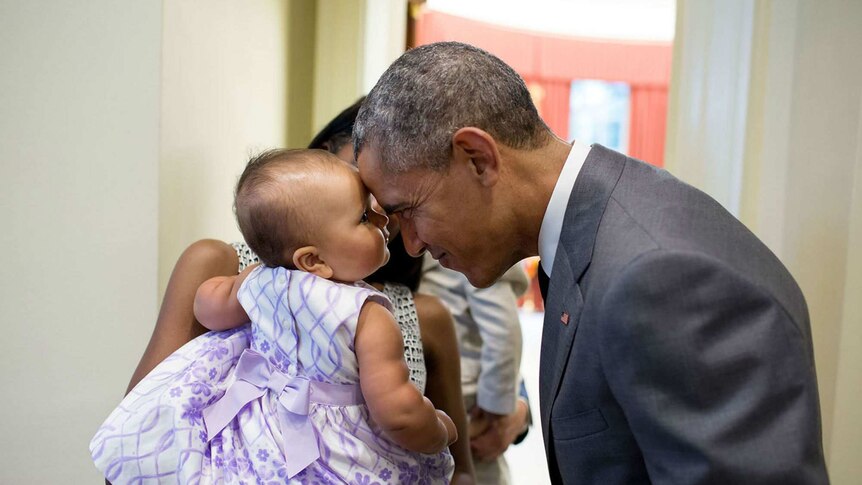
[
  {"left": 558, "top": 144, "right": 627, "bottom": 278},
  {"left": 539, "top": 250, "right": 584, "bottom": 449},
  {"left": 538, "top": 144, "right": 627, "bottom": 451}
]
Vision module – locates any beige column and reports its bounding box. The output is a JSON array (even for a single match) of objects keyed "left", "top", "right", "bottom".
[
  {"left": 312, "top": 0, "right": 407, "bottom": 134},
  {"left": 664, "top": 0, "right": 755, "bottom": 215},
  {"left": 158, "top": 0, "right": 291, "bottom": 295},
  {"left": 312, "top": 0, "right": 366, "bottom": 132},
  {"left": 829, "top": 94, "right": 862, "bottom": 482}
]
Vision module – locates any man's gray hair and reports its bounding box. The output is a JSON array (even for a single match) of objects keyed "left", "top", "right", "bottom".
[{"left": 354, "top": 42, "right": 550, "bottom": 173}]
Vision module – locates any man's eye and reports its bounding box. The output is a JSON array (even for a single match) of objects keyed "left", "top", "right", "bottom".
[{"left": 360, "top": 211, "right": 369, "bottom": 223}]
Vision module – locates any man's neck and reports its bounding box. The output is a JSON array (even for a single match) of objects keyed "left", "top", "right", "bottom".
[{"left": 501, "top": 136, "right": 573, "bottom": 260}]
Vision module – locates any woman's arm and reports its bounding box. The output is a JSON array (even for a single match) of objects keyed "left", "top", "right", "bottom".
[
  {"left": 355, "top": 301, "right": 456, "bottom": 454},
  {"left": 414, "top": 293, "right": 476, "bottom": 485},
  {"left": 124, "top": 239, "right": 239, "bottom": 394}
]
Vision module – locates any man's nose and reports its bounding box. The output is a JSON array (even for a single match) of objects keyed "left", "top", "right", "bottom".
[{"left": 399, "top": 219, "right": 426, "bottom": 257}]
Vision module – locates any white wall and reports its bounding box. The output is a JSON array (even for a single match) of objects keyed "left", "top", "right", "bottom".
[
  {"left": 667, "top": 0, "right": 862, "bottom": 481},
  {"left": 0, "top": 0, "right": 292, "bottom": 480},
  {"left": 0, "top": 0, "right": 161, "bottom": 482}
]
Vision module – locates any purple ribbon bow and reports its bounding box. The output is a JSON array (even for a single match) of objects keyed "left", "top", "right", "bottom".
[{"left": 203, "top": 348, "right": 363, "bottom": 478}]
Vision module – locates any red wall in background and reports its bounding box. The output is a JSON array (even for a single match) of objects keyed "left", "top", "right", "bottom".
[{"left": 415, "top": 10, "right": 672, "bottom": 167}]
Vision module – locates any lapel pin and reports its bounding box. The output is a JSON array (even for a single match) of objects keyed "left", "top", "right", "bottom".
[{"left": 561, "top": 311, "right": 569, "bottom": 325}]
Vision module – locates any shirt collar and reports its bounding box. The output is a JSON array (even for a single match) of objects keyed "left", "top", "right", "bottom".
[{"left": 538, "top": 140, "right": 591, "bottom": 276}]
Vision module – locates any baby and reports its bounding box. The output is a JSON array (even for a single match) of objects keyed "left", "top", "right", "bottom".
[{"left": 91, "top": 149, "right": 455, "bottom": 484}]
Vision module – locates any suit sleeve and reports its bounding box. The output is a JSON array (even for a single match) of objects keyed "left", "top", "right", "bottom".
[{"left": 598, "top": 250, "right": 827, "bottom": 485}]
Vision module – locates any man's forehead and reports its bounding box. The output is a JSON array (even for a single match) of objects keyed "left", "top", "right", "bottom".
[
  {"left": 356, "top": 147, "right": 388, "bottom": 186},
  {"left": 357, "top": 147, "right": 421, "bottom": 212},
  {"left": 361, "top": 175, "right": 411, "bottom": 214}
]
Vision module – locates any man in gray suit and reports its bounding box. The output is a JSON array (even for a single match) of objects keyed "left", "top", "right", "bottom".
[{"left": 354, "top": 42, "right": 828, "bottom": 484}]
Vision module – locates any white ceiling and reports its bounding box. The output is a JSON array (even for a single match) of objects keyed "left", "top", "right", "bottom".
[{"left": 425, "top": 0, "right": 676, "bottom": 42}]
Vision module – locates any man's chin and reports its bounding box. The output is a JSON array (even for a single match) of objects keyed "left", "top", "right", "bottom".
[
  {"left": 462, "top": 266, "right": 503, "bottom": 289},
  {"left": 439, "top": 255, "right": 504, "bottom": 288}
]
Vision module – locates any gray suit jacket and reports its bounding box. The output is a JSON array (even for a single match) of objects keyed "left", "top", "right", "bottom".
[{"left": 539, "top": 145, "right": 828, "bottom": 484}]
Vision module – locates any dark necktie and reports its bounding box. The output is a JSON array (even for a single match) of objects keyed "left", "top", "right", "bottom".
[{"left": 538, "top": 263, "right": 550, "bottom": 301}]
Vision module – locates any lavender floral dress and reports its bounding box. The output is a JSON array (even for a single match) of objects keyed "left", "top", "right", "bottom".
[{"left": 90, "top": 266, "right": 453, "bottom": 484}]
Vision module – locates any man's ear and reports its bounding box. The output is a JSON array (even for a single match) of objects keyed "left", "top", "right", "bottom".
[
  {"left": 451, "top": 127, "right": 500, "bottom": 187},
  {"left": 292, "top": 246, "right": 334, "bottom": 279}
]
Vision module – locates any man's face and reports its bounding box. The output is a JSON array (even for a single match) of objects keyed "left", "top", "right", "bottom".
[{"left": 357, "top": 144, "right": 511, "bottom": 288}]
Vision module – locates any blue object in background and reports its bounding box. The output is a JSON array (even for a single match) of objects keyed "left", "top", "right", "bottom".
[{"left": 568, "top": 80, "right": 631, "bottom": 154}]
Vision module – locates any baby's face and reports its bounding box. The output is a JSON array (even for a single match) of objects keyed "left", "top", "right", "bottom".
[
  {"left": 313, "top": 164, "right": 390, "bottom": 282},
  {"left": 333, "top": 142, "right": 401, "bottom": 239}
]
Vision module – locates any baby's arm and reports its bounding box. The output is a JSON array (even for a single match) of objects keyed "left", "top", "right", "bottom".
[
  {"left": 355, "top": 301, "right": 457, "bottom": 454},
  {"left": 192, "top": 263, "right": 257, "bottom": 331}
]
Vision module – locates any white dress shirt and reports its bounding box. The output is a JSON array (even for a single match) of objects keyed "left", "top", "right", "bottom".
[{"left": 538, "top": 140, "right": 591, "bottom": 276}]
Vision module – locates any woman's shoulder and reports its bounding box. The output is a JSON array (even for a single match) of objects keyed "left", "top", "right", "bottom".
[
  {"left": 412, "top": 292, "right": 452, "bottom": 327},
  {"left": 182, "top": 239, "right": 236, "bottom": 261},
  {"left": 412, "top": 292, "right": 456, "bottom": 354},
  {"left": 174, "top": 239, "right": 239, "bottom": 275}
]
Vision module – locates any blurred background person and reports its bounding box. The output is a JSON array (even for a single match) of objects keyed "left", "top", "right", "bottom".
[{"left": 421, "top": 255, "right": 531, "bottom": 485}]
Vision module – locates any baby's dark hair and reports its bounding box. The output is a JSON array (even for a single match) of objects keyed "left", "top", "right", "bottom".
[{"left": 234, "top": 148, "right": 337, "bottom": 268}]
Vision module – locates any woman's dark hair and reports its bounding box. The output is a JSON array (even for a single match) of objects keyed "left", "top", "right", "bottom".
[
  {"left": 366, "top": 233, "right": 423, "bottom": 291},
  {"left": 307, "top": 96, "right": 424, "bottom": 291},
  {"left": 308, "top": 96, "right": 365, "bottom": 156}
]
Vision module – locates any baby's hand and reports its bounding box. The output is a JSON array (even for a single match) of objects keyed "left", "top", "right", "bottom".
[{"left": 436, "top": 409, "right": 458, "bottom": 446}]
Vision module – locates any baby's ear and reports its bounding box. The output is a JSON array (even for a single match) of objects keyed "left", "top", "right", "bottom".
[{"left": 293, "top": 246, "right": 334, "bottom": 279}]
